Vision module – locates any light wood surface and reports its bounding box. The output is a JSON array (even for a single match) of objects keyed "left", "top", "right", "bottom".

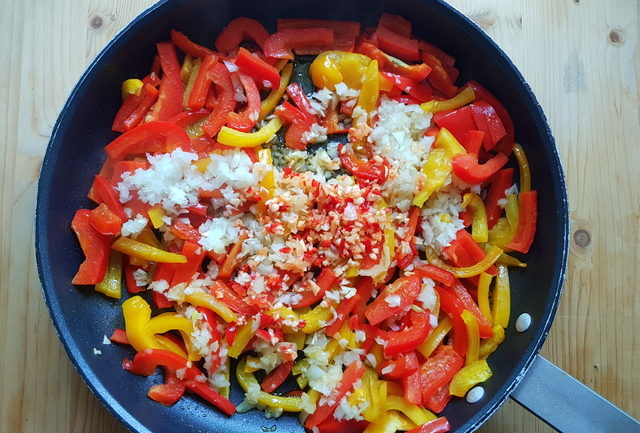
[{"left": 1, "top": 0, "right": 637, "bottom": 432}]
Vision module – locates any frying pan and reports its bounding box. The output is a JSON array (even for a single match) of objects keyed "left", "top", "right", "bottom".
[{"left": 35, "top": 0, "right": 639, "bottom": 432}]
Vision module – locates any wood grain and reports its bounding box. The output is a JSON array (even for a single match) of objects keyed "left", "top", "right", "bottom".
[{"left": 0, "top": 1, "right": 637, "bottom": 432}]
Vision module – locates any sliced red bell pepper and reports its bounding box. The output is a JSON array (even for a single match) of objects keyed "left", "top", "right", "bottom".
[
  {"left": 71, "top": 209, "right": 112, "bottom": 285},
  {"left": 352, "top": 277, "right": 376, "bottom": 324},
  {"left": 444, "top": 229, "right": 496, "bottom": 276},
  {"left": 380, "top": 72, "right": 432, "bottom": 103},
  {"left": 469, "top": 101, "right": 507, "bottom": 151},
  {"left": 235, "top": 47, "right": 280, "bottom": 89},
  {"left": 170, "top": 221, "right": 201, "bottom": 243},
  {"left": 124, "top": 260, "right": 145, "bottom": 294},
  {"left": 378, "top": 13, "right": 412, "bottom": 38},
  {"left": 152, "top": 291, "right": 173, "bottom": 309},
  {"left": 89, "top": 203, "right": 122, "bottom": 235},
  {"left": 152, "top": 262, "right": 178, "bottom": 284},
  {"left": 147, "top": 366, "right": 186, "bottom": 406},
  {"left": 215, "top": 17, "right": 270, "bottom": 53},
  {"left": 507, "top": 190, "right": 538, "bottom": 253},
  {"left": 304, "top": 361, "right": 365, "bottom": 429},
  {"left": 277, "top": 19, "right": 359, "bottom": 53},
  {"left": 420, "top": 41, "right": 459, "bottom": 83},
  {"left": 384, "top": 310, "right": 431, "bottom": 356},
  {"left": 380, "top": 351, "right": 420, "bottom": 379},
  {"left": 104, "top": 121, "right": 190, "bottom": 160},
  {"left": 170, "top": 29, "right": 215, "bottom": 58},
  {"left": 88, "top": 159, "right": 115, "bottom": 203},
  {"left": 461, "top": 130, "right": 485, "bottom": 155},
  {"left": 316, "top": 418, "right": 369, "bottom": 433},
  {"left": 324, "top": 293, "right": 361, "bottom": 337},
  {"left": 276, "top": 102, "right": 313, "bottom": 150},
  {"left": 414, "top": 264, "right": 455, "bottom": 287},
  {"left": 90, "top": 174, "right": 127, "bottom": 221},
  {"left": 339, "top": 145, "right": 388, "bottom": 184},
  {"left": 466, "top": 80, "right": 514, "bottom": 153},
  {"left": 374, "top": 24, "right": 420, "bottom": 62},
  {"left": 423, "top": 384, "right": 452, "bottom": 414},
  {"left": 201, "top": 62, "right": 236, "bottom": 137},
  {"left": 209, "top": 280, "right": 258, "bottom": 316},
  {"left": 364, "top": 274, "right": 422, "bottom": 325},
  {"left": 147, "top": 42, "right": 184, "bottom": 121},
  {"left": 168, "top": 109, "right": 211, "bottom": 130},
  {"left": 451, "top": 282, "right": 493, "bottom": 338},
  {"left": 112, "top": 83, "right": 160, "bottom": 132},
  {"left": 261, "top": 361, "right": 294, "bottom": 393},
  {"left": 171, "top": 240, "right": 205, "bottom": 286},
  {"left": 218, "top": 234, "right": 247, "bottom": 279},
  {"left": 226, "top": 73, "right": 261, "bottom": 132},
  {"left": 263, "top": 28, "right": 334, "bottom": 59},
  {"left": 357, "top": 42, "right": 431, "bottom": 82},
  {"left": 109, "top": 328, "right": 130, "bottom": 345},
  {"left": 290, "top": 267, "right": 337, "bottom": 308},
  {"left": 422, "top": 52, "right": 458, "bottom": 98},
  {"left": 407, "top": 417, "right": 451, "bottom": 433},
  {"left": 484, "top": 168, "right": 514, "bottom": 229},
  {"left": 435, "top": 287, "right": 468, "bottom": 356},
  {"left": 452, "top": 152, "right": 509, "bottom": 184},
  {"left": 123, "top": 349, "right": 235, "bottom": 415},
  {"left": 432, "top": 106, "right": 476, "bottom": 145},
  {"left": 403, "top": 345, "right": 463, "bottom": 405},
  {"left": 286, "top": 83, "right": 317, "bottom": 123},
  {"left": 187, "top": 54, "right": 219, "bottom": 110},
  {"left": 395, "top": 206, "right": 421, "bottom": 270}
]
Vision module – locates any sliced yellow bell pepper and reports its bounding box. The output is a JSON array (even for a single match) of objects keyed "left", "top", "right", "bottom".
[
  {"left": 479, "top": 325, "right": 505, "bottom": 359},
  {"left": 413, "top": 148, "right": 452, "bottom": 207},
  {"left": 183, "top": 57, "right": 202, "bottom": 108},
  {"left": 421, "top": 87, "right": 475, "bottom": 113},
  {"left": 369, "top": 343, "right": 385, "bottom": 370},
  {"left": 488, "top": 218, "right": 514, "bottom": 248},
  {"left": 449, "top": 359, "right": 493, "bottom": 397},
  {"left": 496, "top": 251, "right": 527, "bottom": 268},
  {"left": 121, "top": 78, "right": 143, "bottom": 101},
  {"left": 284, "top": 331, "right": 306, "bottom": 351},
  {"left": 417, "top": 316, "right": 452, "bottom": 358},
  {"left": 217, "top": 117, "right": 282, "bottom": 147},
  {"left": 357, "top": 59, "right": 380, "bottom": 113},
  {"left": 434, "top": 127, "right": 466, "bottom": 158},
  {"left": 363, "top": 411, "right": 415, "bottom": 433},
  {"left": 147, "top": 312, "right": 201, "bottom": 362},
  {"left": 512, "top": 143, "right": 531, "bottom": 194},
  {"left": 301, "top": 305, "right": 333, "bottom": 334},
  {"left": 258, "top": 148, "right": 275, "bottom": 201},
  {"left": 179, "top": 54, "right": 193, "bottom": 85},
  {"left": 477, "top": 273, "right": 494, "bottom": 326},
  {"left": 260, "top": 63, "right": 293, "bottom": 121},
  {"left": 219, "top": 358, "right": 231, "bottom": 399},
  {"left": 123, "top": 296, "right": 183, "bottom": 357},
  {"left": 461, "top": 310, "right": 480, "bottom": 365},
  {"left": 310, "top": 51, "right": 371, "bottom": 90},
  {"left": 184, "top": 292, "right": 238, "bottom": 323},
  {"left": 384, "top": 380, "right": 404, "bottom": 397},
  {"left": 361, "top": 367, "right": 382, "bottom": 422},
  {"left": 236, "top": 357, "right": 303, "bottom": 412},
  {"left": 193, "top": 157, "right": 210, "bottom": 173},
  {"left": 462, "top": 192, "right": 489, "bottom": 243},
  {"left": 437, "top": 245, "right": 503, "bottom": 278},
  {"left": 384, "top": 395, "right": 437, "bottom": 425},
  {"left": 505, "top": 193, "right": 520, "bottom": 234},
  {"left": 95, "top": 251, "right": 122, "bottom": 299},
  {"left": 492, "top": 264, "right": 511, "bottom": 328},
  {"left": 147, "top": 206, "right": 166, "bottom": 229},
  {"left": 113, "top": 237, "right": 186, "bottom": 263},
  {"left": 227, "top": 319, "right": 254, "bottom": 359}
]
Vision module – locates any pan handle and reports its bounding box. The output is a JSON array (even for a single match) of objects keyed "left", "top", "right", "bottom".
[{"left": 510, "top": 355, "right": 640, "bottom": 432}]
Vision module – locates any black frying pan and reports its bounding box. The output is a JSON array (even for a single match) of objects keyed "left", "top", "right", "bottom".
[{"left": 35, "top": 1, "right": 639, "bottom": 432}]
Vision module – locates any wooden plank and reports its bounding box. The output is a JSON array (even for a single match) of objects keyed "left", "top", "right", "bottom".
[{"left": 0, "top": 1, "right": 637, "bottom": 432}]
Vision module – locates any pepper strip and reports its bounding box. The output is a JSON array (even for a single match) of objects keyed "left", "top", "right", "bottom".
[
  {"left": 512, "top": 143, "right": 531, "bottom": 193},
  {"left": 147, "top": 313, "right": 200, "bottom": 361},
  {"left": 436, "top": 245, "right": 503, "bottom": 278},
  {"left": 492, "top": 264, "right": 510, "bottom": 328},
  {"left": 462, "top": 193, "right": 488, "bottom": 243},
  {"left": 449, "top": 359, "right": 493, "bottom": 397},
  {"left": 479, "top": 325, "right": 505, "bottom": 359},
  {"left": 259, "top": 63, "right": 294, "bottom": 121},
  {"left": 477, "top": 272, "right": 493, "bottom": 326},
  {"left": 94, "top": 251, "right": 122, "bottom": 299},
  {"left": 112, "top": 237, "right": 186, "bottom": 263},
  {"left": 460, "top": 310, "right": 480, "bottom": 365},
  {"left": 184, "top": 292, "right": 238, "bottom": 323},
  {"left": 227, "top": 320, "right": 254, "bottom": 359},
  {"left": 421, "top": 87, "right": 475, "bottom": 113},
  {"left": 384, "top": 395, "right": 437, "bottom": 425},
  {"left": 363, "top": 411, "right": 415, "bottom": 433},
  {"left": 236, "top": 357, "right": 303, "bottom": 412},
  {"left": 217, "top": 117, "right": 283, "bottom": 147},
  {"left": 416, "top": 316, "right": 452, "bottom": 359}
]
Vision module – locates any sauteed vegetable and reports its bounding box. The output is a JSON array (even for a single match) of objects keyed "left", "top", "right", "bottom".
[{"left": 72, "top": 13, "right": 538, "bottom": 433}]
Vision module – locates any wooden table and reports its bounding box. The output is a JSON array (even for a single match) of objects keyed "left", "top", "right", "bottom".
[{"left": 1, "top": 1, "right": 637, "bottom": 431}]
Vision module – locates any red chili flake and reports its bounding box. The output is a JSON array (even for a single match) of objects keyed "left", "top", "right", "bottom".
[{"left": 280, "top": 247, "right": 292, "bottom": 254}]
